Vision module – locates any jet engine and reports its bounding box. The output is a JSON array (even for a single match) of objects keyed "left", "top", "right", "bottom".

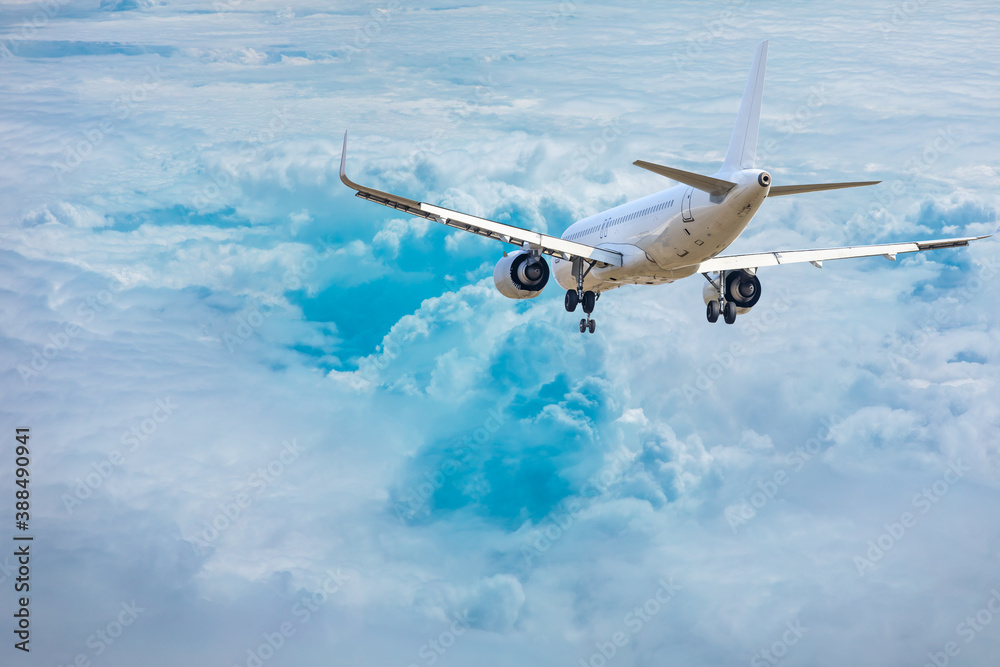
[
  {"left": 493, "top": 250, "right": 549, "bottom": 299},
  {"left": 702, "top": 269, "right": 762, "bottom": 314}
]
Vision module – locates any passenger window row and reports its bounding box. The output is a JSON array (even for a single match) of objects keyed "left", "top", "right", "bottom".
[{"left": 567, "top": 199, "right": 675, "bottom": 240}]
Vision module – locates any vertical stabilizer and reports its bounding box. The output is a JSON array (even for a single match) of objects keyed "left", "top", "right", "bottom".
[{"left": 722, "top": 40, "right": 768, "bottom": 172}]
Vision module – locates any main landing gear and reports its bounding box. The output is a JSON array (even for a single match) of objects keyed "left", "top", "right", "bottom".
[
  {"left": 723, "top": 300, "right": 737, "bottom": 325},
  {"left": 566, "top": 258, "right": 598, "bottom": 334},
  {"left": 706, "top": 300, "right": 720, "bottom": 323},
  {"left": 704, "top": 272, "right": 738, "bottom": 325}
]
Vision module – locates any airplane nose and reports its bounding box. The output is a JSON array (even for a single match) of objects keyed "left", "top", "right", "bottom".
[{"left": 757, "top": 172, "right": 771, "bottom": 187}]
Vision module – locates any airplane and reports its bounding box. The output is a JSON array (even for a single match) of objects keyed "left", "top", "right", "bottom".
[{"left": 340, "top": 41, "right": 995, "bottom": 334}]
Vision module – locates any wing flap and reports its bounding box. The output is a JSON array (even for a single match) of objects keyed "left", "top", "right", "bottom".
[{"left": 340, "top": 133, "right": 622, "bottom": 267}]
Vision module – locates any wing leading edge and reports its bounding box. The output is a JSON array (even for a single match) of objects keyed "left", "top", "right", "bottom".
[
  {"left": 339, "top": 133, "right": 622, "bottom": 268},
  {"left": 696, "top": 230, "right": 997, "bottom": 273}
]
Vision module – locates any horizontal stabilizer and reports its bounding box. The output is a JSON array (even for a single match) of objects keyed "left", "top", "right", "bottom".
[
  {"left": 633, "top": 160, "right": 737, "bottom": 196},
  {"left": 767, "top": 180, "right": 880, "bottom": 197}
]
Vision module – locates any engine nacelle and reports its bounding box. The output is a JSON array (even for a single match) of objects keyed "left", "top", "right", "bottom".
[
  {"left": 493, "top": 250, "right": 550, "bottom": 299},
  {"left": 702, "top": 270, "right": 762, "bottom": 314}
]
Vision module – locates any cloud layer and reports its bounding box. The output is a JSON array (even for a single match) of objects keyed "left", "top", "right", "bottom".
[{"left": 1, "top": 1, "right": 999, "bottom": 666}]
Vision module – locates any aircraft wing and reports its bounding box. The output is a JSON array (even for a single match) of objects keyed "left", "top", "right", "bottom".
[
  {"left": 339, "top": 133, "right": 622, "bottom": 268},
  {"left": 696, "top": 230, "right": 996, "bottom": 273}
]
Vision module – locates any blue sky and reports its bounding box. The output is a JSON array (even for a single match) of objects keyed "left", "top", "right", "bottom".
[{"left": 2, "top": 1, "right": 999, "bottom": 666}]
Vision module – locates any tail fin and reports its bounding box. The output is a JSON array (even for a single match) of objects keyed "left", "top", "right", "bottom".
[{"left": 721, "top": 40, "right": 768, "bottom": 173}]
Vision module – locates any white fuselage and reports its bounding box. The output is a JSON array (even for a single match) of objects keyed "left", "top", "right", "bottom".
[{"left": 553, "top": 169, "right": 770, "bottom": 292}]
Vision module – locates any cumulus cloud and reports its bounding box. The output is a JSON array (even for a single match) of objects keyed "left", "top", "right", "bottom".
[{"left": 2, "top": 1, "right": 1000, "bottom": 666}]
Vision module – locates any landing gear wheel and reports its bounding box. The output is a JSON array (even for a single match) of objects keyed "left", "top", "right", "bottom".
[
  {"left": 580, "top": 318, "right": 587, "bottom": 333},
  {"left": 582, "top": 290, "right": 597, "bottom": 314},
  {"left": 588, "top": 319, "right": 596, "bottom": 334},
  {"left": 707, "top": 300, "right": 720, "bottom": 323},
  {"left": 723, "top": 301, "right": 737, "bottom": 325},
  {"left": 565, "top": 289, "right": 580, "bottom": 312}
]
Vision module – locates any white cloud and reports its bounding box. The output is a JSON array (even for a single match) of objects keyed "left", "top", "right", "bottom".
[{"left": 2, "top": 1, "right": 1000, "bottom": 665}]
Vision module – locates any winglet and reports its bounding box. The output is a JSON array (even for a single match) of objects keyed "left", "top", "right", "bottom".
[
  {"left": 340, "top": 131, "right": 351, "bottom": 187},
  {"left": 722, "top": 40, "right": 768, "bottom": 172},
  {"left": 337, "top": 131, "right": 424, "bottom": 209}
]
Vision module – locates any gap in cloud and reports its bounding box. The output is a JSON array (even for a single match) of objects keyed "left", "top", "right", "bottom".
[
  {"left": 296, "top": 276, "right": 441, "bottom": 361},
  {"left": 911, "top": 198, "right": 996, "bottom": 235},
  {"left": 107, "top": 204, "right": 248, "bottom": 231},
  {"left": 386, "top": 321, "right": 621, "bottom": 530},
  {"left": 396, "top": 410, "right": 581, "bottom": 531},
  {"left": 949, "top": 350, "right": 987, "bottom": 365},
  {"left": 293, "top": 226, "right": 497, "bottom": 360},
  {"left": 507, "top": 373, "right": 572, "bottom": 420},
  {"left": 4, "top": 41, "right": 176, "bottom": 58},
  {"left": 536, "top": 197, "right": 580, "bottom": 235},
  {"left": 100, "top": 0, "right": 156, "bottom": 11}
]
